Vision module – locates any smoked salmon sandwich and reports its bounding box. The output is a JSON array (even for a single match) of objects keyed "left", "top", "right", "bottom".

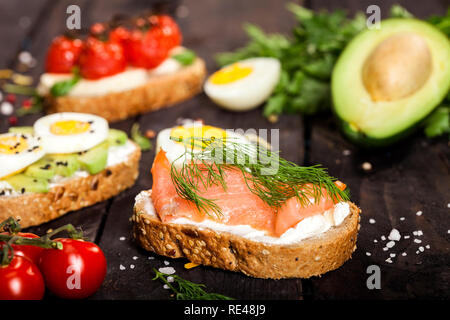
[{"left": 132, "top": 122, "right": 361, "bottom": 279}]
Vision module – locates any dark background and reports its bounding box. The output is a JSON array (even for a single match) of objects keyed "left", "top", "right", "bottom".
[{"left": 0, "top": 0, "right": 448, "bottom": 299}]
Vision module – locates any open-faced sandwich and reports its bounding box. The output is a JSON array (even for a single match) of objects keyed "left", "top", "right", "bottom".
[
  {"left": 37, "top": 14, "right": 206, "bottom": 122},
  {"left": 0, "top": 112, "right": 141, "bottom": 227},
  {"left": 133, "top": 121, "right": 361, "bottom": 279}
]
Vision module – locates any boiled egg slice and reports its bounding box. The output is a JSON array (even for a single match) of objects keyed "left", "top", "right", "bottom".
[
  {"left": 33, "top": 112, "right": 108, "bottom": 154},
  {"left": 156, "top": 121, "right": 249, "bottom": 166},
  {"left": 0, "top": 133, "right": 45, "bottom": 179},
  {"left": 204, "top": 57, "right": 281, "bottom": 111}
]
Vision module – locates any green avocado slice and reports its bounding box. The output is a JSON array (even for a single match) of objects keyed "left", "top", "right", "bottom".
[{"left": 332, "top": 18, "right": 450, "bottom": 146}]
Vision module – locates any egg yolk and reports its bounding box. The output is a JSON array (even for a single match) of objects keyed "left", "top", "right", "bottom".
[
  {"left": 170, "top": 125, "right": 227, "bottom": 148},
  {"left": 0, "top": 135, "right": 29, "bottom": 155},
  {"left": 50, "top": 120, "right": 90, "bottom": 135},
  {"left": 210, "top": 63, "right": 253, "bottom": 85}
]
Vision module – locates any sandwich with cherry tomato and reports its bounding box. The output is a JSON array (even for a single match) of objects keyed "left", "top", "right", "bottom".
[{"left": 37, "top": 14, "right": 206, "bottom": 122}]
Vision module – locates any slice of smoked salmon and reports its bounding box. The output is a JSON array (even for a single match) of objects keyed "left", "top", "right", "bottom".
[{"left": 151, "top": 150, "right": 338, "bottom": 237}]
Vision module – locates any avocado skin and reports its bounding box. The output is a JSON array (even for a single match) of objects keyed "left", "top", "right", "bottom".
[{"left": 338, "top": 118, "right": 421, "bottom": 148}]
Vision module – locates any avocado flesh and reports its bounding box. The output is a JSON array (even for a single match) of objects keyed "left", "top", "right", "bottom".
[
  {"left": 8, "top": 126, "right": 34, "bottom": 135},
  {"left": 107, "top": 129, "right": 127, "bottom": 146},
  {"left": 78, "top": 141, "right": 109, "bottom": 174},
  {"left": 332, "top": 19, "right": 450, "bottom": 145},
  {"left": 49, "top": 154, "right": 81, "bottom": 177},
  {"left": 4, "top": 174, "right": 49, "bottom": 193},
  {"left": 24, "top": 158, "right": 56, "bottom": 179}
]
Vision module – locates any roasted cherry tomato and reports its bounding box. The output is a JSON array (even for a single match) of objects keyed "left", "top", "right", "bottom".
[
  {"left": 38, "top": 238, "right": 107, "bottom": 299},
  {"left": 0, "top": 232, "right": 44, "bottom": 265},
  {"left": 0, "top": 256, "right": 45, "bottom": 300},
  {"left": 125, "top": 15, "right": 182, "bottom": 69},
  {"left": 78, "top": 36, "right": 126, "bottom": 80},
  {"left": 110, "top": 26, "right": 131, "bottom": 46},
  {"left": 148, "top": 15, "right": 182, "bottom": 50},
  {"left": 45, "top": 36, "right": 83, "bottom": 73}
]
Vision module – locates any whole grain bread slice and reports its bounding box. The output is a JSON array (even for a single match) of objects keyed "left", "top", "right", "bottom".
[
  {"left": 132, "top": 190, "right": 361, "bottom": 279},
  {"left": 0, "top": 142, "right": 141, "bottom": 228},
  {"left": 45, "top": 58, "right": 207, "bottom": 122}
]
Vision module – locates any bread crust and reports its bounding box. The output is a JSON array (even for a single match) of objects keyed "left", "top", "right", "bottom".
[
  {"left": 45, "top": 58, "right": 207, "bottom": 122},
  {"left": 132, "top": 190, "right": 361, "bottom": 279},
  {"left": 0, "top": 143, "right": 141, "bottom": 228}
]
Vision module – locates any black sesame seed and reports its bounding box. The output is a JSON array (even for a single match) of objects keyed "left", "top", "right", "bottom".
[{"left": 21, "top": 188, "right": 25, "bottom": 194}]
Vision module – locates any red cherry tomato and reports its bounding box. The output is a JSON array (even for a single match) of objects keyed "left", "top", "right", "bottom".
[
  {"left": 78, "top": 36, "right": 126, "bottom": 80},
  {"left": 38, "top": 238, "right": 107, "bottom": 299},
  {"left": 0, "top": 256, "right": 45, "bottom": 300},
  {"left": 110, "top": 26, "right": 131, "bottom": 46},
  {"left": 45, "top": 36, "right": 83, "bottom": 73},
  {"left": 149, "top": 15, "right": 182, "bottom": 50},
  {"left": 0, "top": 232, "right": 44, "bottom": 265},
  {"left": 125, "top": 15, "right": 181, "bottom": 69}
]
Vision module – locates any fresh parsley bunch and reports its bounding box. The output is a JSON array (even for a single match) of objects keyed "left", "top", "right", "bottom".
[{"left": 216, "top": 3, "right": 366, "bottom": 118}]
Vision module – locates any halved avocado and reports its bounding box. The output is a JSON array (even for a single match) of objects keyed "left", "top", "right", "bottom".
[{"left": 332, "top": 19, "right": 450, "bottom": 146}]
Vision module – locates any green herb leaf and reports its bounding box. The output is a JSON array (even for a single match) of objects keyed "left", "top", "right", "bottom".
[
  {"left": 50, "top": 67, "right": 80, "bottom": 97},
  {"left": 172, "top": 49, "right": 197, "bottom": 66},
  {"left": 153, "top": 268, "right": 233, "bottom": 300},
  {"left": 131, "top": 123, "right": 152, "bottom": 151}
]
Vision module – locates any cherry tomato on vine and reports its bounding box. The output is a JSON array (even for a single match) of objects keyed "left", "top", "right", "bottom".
[
  {"left": 38, "top": 238, "right": 107, "bottom": 299},
  {"left": 0, "top": 256, "right": 45, "bottom": 300},
  {"left": 0, "top": 232, "right": 44, "bottom": 265},
  {"left": 45, "top": 35, "right": 83, "bottom": 73}
]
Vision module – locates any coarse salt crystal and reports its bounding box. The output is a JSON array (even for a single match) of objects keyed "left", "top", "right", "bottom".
[
  {"left": 383, "top": 247, "right": 388, "bottom": 251},
  {"left": 388, "top": 229, "right": 401, "bottom": 241},
  {"left": 362, "top": 162, "right": 372, "bottom": 171},
  {"left": 119, "top": 237, "right": 126, "bottom": 241},
  {"left": 119, "top": 264, "right": 126, "bottom": 270},
  {"left": 343, "top": 149, "right": 351, "bottom": 156},
  {"left": 390, "top": 253, "right": 396, "bottom": 258},
  {"left": 369, "top": 218, "right": 376, "bottom": 224},
  {"left": 132, "top": 256, "right": 138, "bottom": 260},
  {"left": 130, "top": 264, "right": 135, "bottom": 269},
  {"left": 164, "top": 260, "right": 170, "bottom": 266},
  {"left": 163, "top": 284, "right": 170, "bottom": 290},
  {"left": 373, "top": 239, "right": 378, "bottom": 243},
  {"left": 366, "top": 252, "right": 371, "bottom": 256},
  {"left": 400, "top": 217, "right": 405, "bottom": 221},
  {"left": 416, "top": 211, "right": 422, "bottom": 216},
  {"left": 381, "top": 235, "right": 386, "bottom": 241},
  {"left": 419, "top": 246, "right": 424, "bottom": 252},
  {"left": 167, "top": 276, "right": 174, "bottom": 283},
  {"left": 386, "top": 241, "right": 395, "bottom": 248},
  {"left": 425, "top": 245, "right": 430, "bottom": 249},
  {"left": 414, "top": 239, "right": 422, "bottom": 244},
  {"left": 148, "top": 256, "right": 155, "bottom": 260},
  {"left": 404, "top": 235, "right": 410, "bottom": 239},
  {"left": 385, "top": 258, "right": 393, "bottom": 263},
  {"left": 417, "top": 230, "right": 423, "bottom": 236},
  {"left": 158, "top": 267, "right": 176, "bottom": 275},
  {"left": 402, "top": 252, "right": 407, "bottom": 256}
]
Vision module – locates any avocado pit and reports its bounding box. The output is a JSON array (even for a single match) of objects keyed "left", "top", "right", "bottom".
[{"left": 362, "top": 33, "right": 432, "bottom": 102}]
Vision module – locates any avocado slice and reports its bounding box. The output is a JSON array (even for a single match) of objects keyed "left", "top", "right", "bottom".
[
  {"left": 3, "top": 174, "right": 49, "bottom": 193},
  {"left": 78, "top": 141, "right": 109, "bottom": 174},
  {"left": 24, "top": 158, "right": 56, "bottom": 180},
  {"left": 8, "top": 126, "right": 34, "bottom": 135},
  {"left": 332, "top": 19, "right": 450, "bottom": 146},
  {"left": 49, "top": 154, "right": 81, "bottom": 177},
  {"left": 107, "top": 129, "right": 127, "bottom": 146}
]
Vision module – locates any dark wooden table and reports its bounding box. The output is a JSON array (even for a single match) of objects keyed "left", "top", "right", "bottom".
[{"left": 0, "top": 0, "right": 448, "bottom": 300}]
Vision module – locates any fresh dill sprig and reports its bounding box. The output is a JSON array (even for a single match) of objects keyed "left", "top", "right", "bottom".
[
  {"left": 169, "top": 136, "right": 350, "bottom": 218},
  {"left": 152, "top": 268, "right": 233, "bottom": 300}
]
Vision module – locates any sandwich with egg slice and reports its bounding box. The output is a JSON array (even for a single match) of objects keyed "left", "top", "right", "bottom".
[
  {"left": 37, "top": 14, "right": 206, "bottom": 122},
  {"left": 0, "top": 112, "right": 141, "bottom": 228},
  {"left": 133, "top": 122, "right": 361, "bottom": 279}
]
